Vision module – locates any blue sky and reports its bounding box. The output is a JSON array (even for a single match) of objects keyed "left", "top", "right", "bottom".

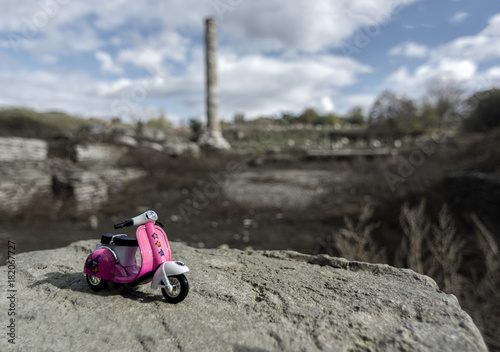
[{"left": 0, "top": 0, "right": 499, "bottom": 125}]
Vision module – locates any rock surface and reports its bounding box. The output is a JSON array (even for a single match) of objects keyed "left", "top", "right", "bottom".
[
  {"left": 0, "top": 138, "right": 147, "bottom": 212},
  {"left": 0, "top": 137, "right": 51, "bottom": 210},
  {"left": 0, "top": 161, "right": 52, "bottom": 211},
  {"left": 198, "top": 130, "right": 231, "bottom": 150},
  {"left": 75, "top": 143, "right": 128, "bottom": 164},
  {"left": 51, "top": 160, "right": 147, "bottom": 212},
  {"left": 0, "top": 240, "right": 487, "bottom": 352},
  {"left": 0, "top": 137, "right": 48, "bottom": 162}
]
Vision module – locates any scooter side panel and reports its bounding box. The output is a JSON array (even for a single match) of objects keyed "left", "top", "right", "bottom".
[
  {"left": 150, "top": 225, "right": 172, "bottom": 265},
  {"left": 83, "top": 248, "right": 116, "bottom": 280},
  {"left": 134, "top": 223, "right": 173, "bottom": 280}
]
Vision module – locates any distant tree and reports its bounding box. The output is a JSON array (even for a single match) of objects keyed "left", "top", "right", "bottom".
[
  {"left": 281, "top": 113, "right": 296, "bottom": 125},
  {"left": 293, "top": 108, "right": 341, "bottom": 125},
  {"left": 369, "top": 91, "right": 414, "bottom": 121},
  {"left": 416, "top": 103, "right": 440, "bottom": 131},
  {"left": 251, "top": 117, "right": 275, "bottom": 126},
  {"left": 345, "top": 106, "right": 365, "bottom": 125},
  {"left": 145, "top": 112, "right": 171, "bottom": 131},
  {"left": 297, "top": 107, "right": 320, "bottom": 124},
  {"left": 424, "top": 76, "right": 466, "bottom": 130},
  {"left": 233, "top": 112, "right": 245, "bottom": 124},
  {"left": 368, "top": 91, "right": 418, "bottom": 137},
  {"left": 136, "top": 119, "right": 144, "bottom": 138},
  {"left": 463, "top": 88, "right": 500, "bottom": 132},
  {"left": 189, "top": 119, "right": 203, "bottom": 142},
  {"left": 317, "top": 113, "right": 342, "bottom": 125}
]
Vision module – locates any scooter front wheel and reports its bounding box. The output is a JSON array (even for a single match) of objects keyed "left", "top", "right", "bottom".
[
  {"left": 162, "top": 274, "right": 189, "bottom": 304},
  {"left": 86, "top": 274, "right": 108, "bottom": 291}
]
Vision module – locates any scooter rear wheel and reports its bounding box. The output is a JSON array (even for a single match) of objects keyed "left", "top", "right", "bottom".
[
  {"left": 161, "top": 274, "right": 189, "bottom": 304},
  {"left": 86, "top": 274, "right": 108, "bottom": 291}
]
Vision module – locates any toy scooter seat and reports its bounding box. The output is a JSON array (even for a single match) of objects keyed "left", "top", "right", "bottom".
[{"left": 100, "top": 233, "right": 138, "bottom": 247}]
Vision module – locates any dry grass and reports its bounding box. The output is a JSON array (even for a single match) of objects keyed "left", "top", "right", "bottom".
[
  {"left": 328, "top": 205, "right": 386, "bottom": 263},
  {"left": 465, "top": 214, "right": 500, "bottom": 350},
  {"left": 427, "top": 204, "right": 465, "bottom": 293},
  {"left": 397, "top": 199, "right": 429, "bottom": 274},
  {"left": 397, "top": 202, "right": 498, "bottom": 350},
  {"left": 324, "top": 200, "right": 499, "bottom": 350}
]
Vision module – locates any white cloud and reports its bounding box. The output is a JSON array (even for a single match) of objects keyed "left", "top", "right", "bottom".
[
  {"left": 320, "top": 97, "right": 335, "bottom": 113},
  {"left": 217, "top": 53, "right": 371, "bottom": 118},
  {"left": 220, "top": 0, "right": 418, "bottom": 53},
  {"left": 40, "top": 54, "right": 58, "bottom": 64},
  {"left": 0, "top": 0, "right": 419, "bottom": 56},
  {"left": 449, "top": 11, "right": 469, "bottom": 24},
  {"left": 0, "top": 69, "right": 114, "bottom": 117},
  {"left": 384, "top": 13, "right": 500, "bottom": 98},
  {"left": 94, "top": 51, "right": 123, "bottom": 74},
  {"left": 434, "top": 13, "right": 500, "bottom": 63},
  {"left": 342, "top": 94, "right": 376, "bottom": 112},
  {"left": 386, "top": 59, "right": 477, "bottom": 97},
  {"left": 115, "top": 30, "right": 191, "bottom": 71},
  {"left": 117, "top": 48, "right": 165, "bottom": 71},
  {"left": 3, "top": 0, "right": 471, "bottom": 123},
  {"left": 389, "top": 41, "right": 429, "bottom": 58}
]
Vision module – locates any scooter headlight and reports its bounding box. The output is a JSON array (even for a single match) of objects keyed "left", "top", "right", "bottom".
[{"left": 146, "top": 210, "right": 158, "bottom": 222}]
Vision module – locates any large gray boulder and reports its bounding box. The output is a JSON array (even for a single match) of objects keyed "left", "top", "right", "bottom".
[
  {"left": 1, "top": 241, "right": 487, "bottom": 352},
  {"left": 75, "top": 143, "right": 128, "bottom": 164},
  {"left": 0, "top": 137, "right": 47, "bottom": 162},
  {"left": 0, "top": 137, "right": 51, "bottom": 210}
]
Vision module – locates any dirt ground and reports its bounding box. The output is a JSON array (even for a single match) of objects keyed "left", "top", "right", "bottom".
[
  {"left": 0, "top": 156, "right": 383, "bottom": 261},
  {"left": 1, "top": 165, "right": 355, "bottom": 258},
  {"left": 2, "top": 131, "right": 498, "bottom": 264}
]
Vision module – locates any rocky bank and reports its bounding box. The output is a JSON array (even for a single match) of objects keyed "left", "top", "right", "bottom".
[{"left": 0, "top": 240, "right": 487, "bottom": 352}]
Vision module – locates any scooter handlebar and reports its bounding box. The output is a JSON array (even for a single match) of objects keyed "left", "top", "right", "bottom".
[
  {"left": 113, "top": 219, "right": 134, "bottom": 229},
  {"left": 113, "top": 211, "right": 158, "bottom": 229}
]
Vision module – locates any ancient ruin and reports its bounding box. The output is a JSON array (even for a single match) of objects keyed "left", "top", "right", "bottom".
[{"left": 198, "top": 17, "right": 230, "bottom": 150}]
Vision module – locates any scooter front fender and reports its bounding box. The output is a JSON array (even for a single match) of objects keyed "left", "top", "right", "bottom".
[{"left": 151, "top": 261, "right": 189, "bottom": 289}]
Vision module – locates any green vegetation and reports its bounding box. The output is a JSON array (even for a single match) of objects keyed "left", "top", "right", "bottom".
[
  {"left": 226, "top": 84, "right": 497, "bottom": 144},
  {"left": 0, "top": 108, "right": 88, "bottom": 139},
  {"left": 143, "top": 109, "right": 172, "bottom": 131},
  {"left": 345, "top": 106, "right": 365, "bottom": 125},
  {"left": 0, "top": 107, "right": 176, "bottom": 141},
  {"left": 367, "top": 90, "right": 442, "bottom": 138},
  {"left": 462, "top": 88, "right": 500, "bottom": 132}
]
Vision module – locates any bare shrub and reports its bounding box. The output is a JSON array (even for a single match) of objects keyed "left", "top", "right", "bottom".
[
  {"left": 320, "top": 199, "right": 498, "bottom": 350},
  {"left": 397, "top": 199, "right": 429, "bottom": 274},
  {"left": 330, "top": 205, "right": 386, "bottom": 263},
  {"left": 464, "top": 214, "right": 500, "bottom": 350},
  {"left": 427, "top": 204, "right": 465, "bottom": 293},
  {"left": 396, "top": 203, "right": 499, "bottom": 350}
]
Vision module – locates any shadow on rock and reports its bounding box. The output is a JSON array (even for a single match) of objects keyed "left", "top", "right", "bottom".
[
  {"left": 30, "top": 271, "right": 165, "bottom": 303},
  {"left": 233, "top": 344, "right": 274, "bottom": 352}
]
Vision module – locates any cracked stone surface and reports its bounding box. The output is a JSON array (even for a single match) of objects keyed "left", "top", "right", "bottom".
[{"left": 0, "top": 240, "right": 487, "bottom": 352}]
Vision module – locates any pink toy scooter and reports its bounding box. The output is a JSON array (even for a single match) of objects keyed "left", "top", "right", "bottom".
[{"left": 83, "top": 210, "right": 189, "bottom": 303}]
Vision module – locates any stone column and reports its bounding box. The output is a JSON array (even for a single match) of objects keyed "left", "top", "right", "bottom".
[
  {"left": 206, "top": 17, "right": 218, "bottom": 133},
  {"left": 198, "top": 18, "right": 230, "bottom": 150}
]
